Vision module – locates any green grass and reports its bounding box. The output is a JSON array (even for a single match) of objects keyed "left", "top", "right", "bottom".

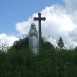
[{"left": 0, "top": 38, "right": 77, "bottom": 77}]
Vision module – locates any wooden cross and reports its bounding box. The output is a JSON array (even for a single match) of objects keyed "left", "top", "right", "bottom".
[{"left": 34, "top": 13, "right": 46, "bottom": 47}]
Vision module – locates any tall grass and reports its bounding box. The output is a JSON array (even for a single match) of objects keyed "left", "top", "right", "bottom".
[{"left": 0, "top": 37, "right": 77, "bottom": 77}]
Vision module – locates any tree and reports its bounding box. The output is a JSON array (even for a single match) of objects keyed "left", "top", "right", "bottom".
[
  {"left": 12, "top": 37, "right": 29, "bottom": 50},
  {"left": 57, "top": 37, "right": 64, "bottom": 49},
  {"left": 75, "top": 46, "right": 77, "bottom": 51}
]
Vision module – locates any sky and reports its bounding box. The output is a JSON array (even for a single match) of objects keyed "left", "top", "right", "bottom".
[{"left": 0, "top": 0, "right": 77, "bottom": 48}]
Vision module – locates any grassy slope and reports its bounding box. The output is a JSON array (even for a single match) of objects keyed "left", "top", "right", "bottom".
[{"left": 0, "top": 38, "right": 77, "bottom": 77}]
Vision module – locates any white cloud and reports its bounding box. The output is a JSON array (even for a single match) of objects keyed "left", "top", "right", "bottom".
[
  {"left": 63, "top": 0, "right": 77, "bottom": 24},
  {"left": 0, "top": 34, "right": 19, "bottom": 47},
  {"left": 63, "top": 0, "right": 77, "bottom": 11},
  {"left": 16, "top": 14, "right": 38, "bottom": 35},
  {"left": 16, "top": 21, "right": 31, "bottom": 34},
  {"left": 16, "top": 2, "right": 77, "bottom": 48}
]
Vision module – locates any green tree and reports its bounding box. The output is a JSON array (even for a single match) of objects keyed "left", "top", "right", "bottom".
[
  {"left": 57, "top": 37, "right": 64, "bottom": 49},
  {"left": 11, "top": 37, "right": 29, "bottom": 50}
]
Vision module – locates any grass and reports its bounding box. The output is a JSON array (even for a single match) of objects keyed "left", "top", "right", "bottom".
[{"left": 0, "top": 38, "right": 77, "bottom": 77}]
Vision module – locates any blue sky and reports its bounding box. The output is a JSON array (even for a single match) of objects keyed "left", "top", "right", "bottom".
[{"left": 0, "top": 0, "right": 64, "bottom": 35}]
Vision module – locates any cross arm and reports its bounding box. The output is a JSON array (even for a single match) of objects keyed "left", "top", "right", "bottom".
[
  {"left": 34, "top": 17, "right": 39, "bottom": 21},
  {"left": 34, "top": 17, "right": 46, "bottom": 21},
  {"left": 41, "top": 17, "right": 46, "bottom": 21}
]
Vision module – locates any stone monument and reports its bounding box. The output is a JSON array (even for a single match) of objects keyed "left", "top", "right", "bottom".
[{"left": 28, "top": 23, "right": 38, "bottom": 54}]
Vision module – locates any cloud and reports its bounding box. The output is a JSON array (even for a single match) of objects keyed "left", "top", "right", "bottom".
[
  {"left": 0, "top": 34, "right": 19, "bottom": 47},
  {"left": 16, "top": 14, "right": 38, "bottom": 35},
  {"left": 16, "top": 2, "right": 77, "bottom": 48},
  {"left": 16, "top": 21, "right": 31, "bottom": 34},
  {"left": 63, "top": 0, "right": 77, "bottom": 24},
  {"left": 63, "top": 0, "right": 77, "bottom": 11}
]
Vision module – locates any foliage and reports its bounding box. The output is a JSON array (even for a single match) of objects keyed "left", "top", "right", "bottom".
[
  {"left": 57, "top": 37, "right": 64, "bottom": 49},
  {"left": 0, "top": 37, "right": 77, "bottom": 77},
  {"left": 11, "top": 37, "right": 29, "bottom": 50}
]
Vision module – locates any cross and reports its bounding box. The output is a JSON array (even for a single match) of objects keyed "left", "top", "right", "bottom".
[{"left": 34, "top": 13, "right": 46, "bottom": 47}]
